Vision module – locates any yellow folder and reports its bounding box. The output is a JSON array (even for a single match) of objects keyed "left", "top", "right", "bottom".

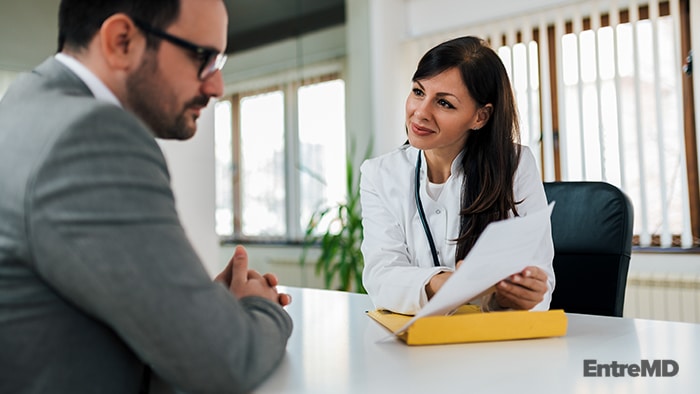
[{"left": 367, "top": 305, "right": 568, "bottom": 346}]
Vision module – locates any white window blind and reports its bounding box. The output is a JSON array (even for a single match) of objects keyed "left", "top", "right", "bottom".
[{"left": 403, "top": 0, "right": 695, "bottom": 248}]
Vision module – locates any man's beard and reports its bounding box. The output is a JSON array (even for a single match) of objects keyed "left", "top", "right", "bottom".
[{"left": 125, "top": 51, "right": 208, "bottom": 140}]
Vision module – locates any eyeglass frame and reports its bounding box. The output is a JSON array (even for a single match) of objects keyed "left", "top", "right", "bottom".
[{"left": 132, "top": 18, "right": 228, "bottom": 80}]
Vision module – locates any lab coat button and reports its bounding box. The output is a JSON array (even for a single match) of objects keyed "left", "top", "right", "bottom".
[{"left": 435, "top": 209, "right": 441, "bottom": 214}]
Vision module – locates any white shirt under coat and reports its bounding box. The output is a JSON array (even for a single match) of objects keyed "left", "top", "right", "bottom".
[{"left": 360, "top": 144, "right": 555, "bottom": 314}]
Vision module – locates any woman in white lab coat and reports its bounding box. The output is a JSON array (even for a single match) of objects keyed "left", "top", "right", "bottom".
[{"left": 360, "top": 36, "right": 554, "bottom": 315}]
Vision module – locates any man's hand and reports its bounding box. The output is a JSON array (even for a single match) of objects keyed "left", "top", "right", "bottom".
[{"left": 215, "top": 245, "right": 292, "bottom": 307}]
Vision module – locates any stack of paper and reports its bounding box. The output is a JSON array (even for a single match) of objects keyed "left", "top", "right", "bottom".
[
  {"left": 368, "top": 306, "right": 567, "bottom": 345},
  {"left": 367, "top": 203, "right": 568, "bottom": 345}
]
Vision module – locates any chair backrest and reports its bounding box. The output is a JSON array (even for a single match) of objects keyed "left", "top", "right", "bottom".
[{"left": 543, "top": 181, "right": 634, "bottom": 317}]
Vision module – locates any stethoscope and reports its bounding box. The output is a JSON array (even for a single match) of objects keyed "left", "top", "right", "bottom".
[{"left": 414, "top": 151, "right": 441, "bottom": 267}]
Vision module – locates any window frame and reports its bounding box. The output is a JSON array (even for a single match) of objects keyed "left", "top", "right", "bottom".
[
  {"left": 529, "top": 0, "right": 699, "bottom": 248},
  {"left": 218, "top": 72, "right": 346, "bottom": 244}
]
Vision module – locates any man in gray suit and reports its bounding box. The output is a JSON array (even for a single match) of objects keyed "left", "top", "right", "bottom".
[{"left": 0, "top": 0, "right": 293, "bottom": 393}]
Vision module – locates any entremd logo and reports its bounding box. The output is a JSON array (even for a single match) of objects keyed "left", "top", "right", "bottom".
[{"left": 583, "top": 359, "right": 679, "bottom": 377}]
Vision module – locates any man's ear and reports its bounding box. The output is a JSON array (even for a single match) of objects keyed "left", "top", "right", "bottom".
[
  {"left": 99, "top": 14, "right": 145, "bottom": 71},
  {"left": 475, "top": 104, "right": 493, "bottom": 130}
]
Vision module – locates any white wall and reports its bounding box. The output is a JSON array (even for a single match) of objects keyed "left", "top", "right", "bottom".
[
  {"left": 0, "top": 0, "right": 57, "bottom": 72},
  {"left": 344, "top": 0, "right": 374, "bottom": 169},
  {"left": 404, "top": 0, "right": 576, "bottom": 38},
  {"left": 222, "top": 25, "right": 346, "bottom": 91},
  {"left": 157, "top": 107, "right": 219, "bottom": 275},
  {"left": 365, "top": 0, "right": 407, "bottom": 157}
]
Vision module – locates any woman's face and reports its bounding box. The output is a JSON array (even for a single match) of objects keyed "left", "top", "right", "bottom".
[{"left": 405, "top": 67, "right": 489, "bottom": 159}]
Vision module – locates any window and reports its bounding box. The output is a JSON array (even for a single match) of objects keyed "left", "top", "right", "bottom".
[
  {"left": 556, "top": 11, "right": 689, "bottom": 247},
  {"left": 550, "top": 0, "right": 697, "bottom": 248},
  {"left": 448, "top": 0, "right": 698, "bottom": 248},
  {"left": 215, "top": 74, "right": 347, "bottom": 241}
]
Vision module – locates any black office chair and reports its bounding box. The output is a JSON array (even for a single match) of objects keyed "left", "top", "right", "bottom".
[{"left": 543, "top": 181, "right": 634, "bottom": 317}]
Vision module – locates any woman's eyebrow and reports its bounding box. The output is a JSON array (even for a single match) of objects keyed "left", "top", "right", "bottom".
[{"left": 414, "top": 80, "right": 461, "bottom": 103}]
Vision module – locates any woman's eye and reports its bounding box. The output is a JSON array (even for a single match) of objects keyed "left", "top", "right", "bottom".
[
  {"left": 412, "top": 88, "right": 424, "bottom": 97},
  {"left": 438, "top": 99, "right": 455, "bottom": 109}
]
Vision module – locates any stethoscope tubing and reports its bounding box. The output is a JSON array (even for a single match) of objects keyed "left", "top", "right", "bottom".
[{"left": 414, "top": 151, "right": 442, "bottom": 267}]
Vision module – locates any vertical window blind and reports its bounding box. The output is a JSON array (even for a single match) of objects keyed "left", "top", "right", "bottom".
[{"left": 403, "top": 0, "right": 696, "bottom": 248}]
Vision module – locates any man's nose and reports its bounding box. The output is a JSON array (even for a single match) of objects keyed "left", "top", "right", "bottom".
[{"left": 201, "top": 69, "right": 224, "bottom": 98}]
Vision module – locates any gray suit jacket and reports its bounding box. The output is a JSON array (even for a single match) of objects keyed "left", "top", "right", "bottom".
[{"left": 0, "top": 58, "right": 293, "bottom": 394}]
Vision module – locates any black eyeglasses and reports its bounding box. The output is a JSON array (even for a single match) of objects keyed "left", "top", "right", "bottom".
[{"left": 132, "top": 18, "right": 227, "bottom": 80}]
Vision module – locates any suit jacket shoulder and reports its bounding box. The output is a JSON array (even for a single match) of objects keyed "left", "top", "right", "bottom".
[{"left": 0, "top": 57, "right": 292, "bottom": 394}]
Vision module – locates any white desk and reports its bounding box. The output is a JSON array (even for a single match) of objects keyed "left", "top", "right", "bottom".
[{"left": 255, "top": 287, "right": 700, "bottom": 393}]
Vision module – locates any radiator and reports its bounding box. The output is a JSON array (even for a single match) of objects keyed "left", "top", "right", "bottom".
[{"left": 624, "top": 272, "right": 700, "bottom": 323}]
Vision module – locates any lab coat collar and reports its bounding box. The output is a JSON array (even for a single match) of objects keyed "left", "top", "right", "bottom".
[{"left": 413, "top": 146, "right": 465, "bottom": 184}]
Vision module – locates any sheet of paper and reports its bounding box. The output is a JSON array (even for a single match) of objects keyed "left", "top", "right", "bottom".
[{"left": 395, "top": 202, "right": 555, "bottom": 334}]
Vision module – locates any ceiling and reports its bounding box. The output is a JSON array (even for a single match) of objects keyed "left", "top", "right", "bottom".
[
  {"left": 224, "top": 0, "right": 345, "bottom": 54},
  {"left": 0, "top": 0, "right": 345, "bottom": 72}
]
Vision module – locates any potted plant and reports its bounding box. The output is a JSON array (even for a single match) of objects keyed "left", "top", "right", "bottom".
[{"left": 299, "top": 143, "right": 370, "bottom": 293}]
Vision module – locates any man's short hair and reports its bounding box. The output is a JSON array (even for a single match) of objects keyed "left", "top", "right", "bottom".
[{"left": 58, "top": 0, "right": 180, "bottom": 52}]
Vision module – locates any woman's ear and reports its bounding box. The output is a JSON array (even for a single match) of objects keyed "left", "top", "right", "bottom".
[
  {"left": 99, "top": 14, "right": 145, "bottom": 71},
  {"left": 474, "top": 104, "right": 493, "bottom": 130}
]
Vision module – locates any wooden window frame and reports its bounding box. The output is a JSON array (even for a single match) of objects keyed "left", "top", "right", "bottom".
[{"left": 528, "top": 0, "right": 699, "bottom": 247}]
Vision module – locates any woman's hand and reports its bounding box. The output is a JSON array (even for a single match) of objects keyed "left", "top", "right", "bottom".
[
  {"left": 425, "top": 271, "right": 452, "bottom": 299},
  {"left": 425, "top": 261, "right": 463, "bottom": 299},
  {"left": 493, "top": 266, "right": 547, "bottom": 310}
]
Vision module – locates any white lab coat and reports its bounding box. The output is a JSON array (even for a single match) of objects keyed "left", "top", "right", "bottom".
[{"left": 360, "top": 144, "right": 554, "bottom": 314}]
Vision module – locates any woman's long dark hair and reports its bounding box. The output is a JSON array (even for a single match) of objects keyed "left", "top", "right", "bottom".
[{"left": 412, "top": 36, "right": 521, "bottom": 261}]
